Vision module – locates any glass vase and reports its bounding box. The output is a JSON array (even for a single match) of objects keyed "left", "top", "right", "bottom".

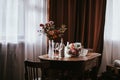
[
  {"left": 48, "top": 40, "right": 52, "bottom": 58},
  {"left": 48, "top": 40, "right": 54, "bottom": 58}
]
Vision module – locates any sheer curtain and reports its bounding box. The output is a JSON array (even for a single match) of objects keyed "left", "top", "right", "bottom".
[
  {"left": 0, "top": 0, "right": 47, "bottom": 80},
  {"left": 100, "top": 0, "right": 120, "bottom": 73}
]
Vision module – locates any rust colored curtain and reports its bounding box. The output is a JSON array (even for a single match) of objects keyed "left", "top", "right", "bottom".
[{"left": 49, "top": 0, "right": 106, "bottom": 53}]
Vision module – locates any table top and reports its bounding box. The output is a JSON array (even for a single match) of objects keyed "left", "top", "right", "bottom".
[{"left": 38, "top": 53, "right": 101, "bottom": 62}]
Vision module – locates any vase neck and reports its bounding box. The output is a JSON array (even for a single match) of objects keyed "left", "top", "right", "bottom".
[{"left": 61, "top": 38, "right": 63, "bottom": 43}]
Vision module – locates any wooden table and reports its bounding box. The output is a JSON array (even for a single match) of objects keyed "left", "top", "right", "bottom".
[{"left": 38, "top": 53, "right": 101, "bottom": 80}]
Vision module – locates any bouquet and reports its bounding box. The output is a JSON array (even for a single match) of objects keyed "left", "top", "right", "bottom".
[
  {"left": 39, "top": 21, "right": 67, "bottom": 40},
  {"left": 67, "top": 43, "right": 82, "bottom": 57}
]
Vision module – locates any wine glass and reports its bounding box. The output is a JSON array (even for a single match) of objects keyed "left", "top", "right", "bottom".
[{"left": 54, "top": 43, "right": 60, "bottom": 58}]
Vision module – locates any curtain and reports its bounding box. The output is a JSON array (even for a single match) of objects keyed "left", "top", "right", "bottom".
[
  {"left": 49, "top": 0, "right": 106, "bottom": 53},
  {"left": 0, "top": 0, "right": 47, "bottom": 80},
  {"left": 100, "top": 0, "right": 120, "bottom": 73}
]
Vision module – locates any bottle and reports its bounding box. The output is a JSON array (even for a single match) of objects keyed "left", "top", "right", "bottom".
[{"left": 59, "top": 38, "right": 65, "bottom": 58}]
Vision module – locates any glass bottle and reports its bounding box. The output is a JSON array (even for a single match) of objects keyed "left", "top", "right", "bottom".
[{"left": 59, "top": 38, "right": 65, "bottom": 58}]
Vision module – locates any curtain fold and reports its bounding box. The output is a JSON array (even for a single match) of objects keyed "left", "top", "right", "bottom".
[
  {"left": 0, "top": 0, "right": 47, "bottom": 80},
  {"left": 49, "top": 0, "right": 106, "bottom": 53}
]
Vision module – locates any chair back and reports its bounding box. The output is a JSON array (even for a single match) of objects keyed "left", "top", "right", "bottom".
[{"left": 24, "top": 60, "right": 50, "bottom": 80}]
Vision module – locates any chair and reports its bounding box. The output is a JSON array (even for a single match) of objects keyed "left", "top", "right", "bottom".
[
  {"left": 101, "top": 65, "right": 120, "bottom": 80},
  {"left": 24, "top": 60, "right": 50, "bottom": 80}
]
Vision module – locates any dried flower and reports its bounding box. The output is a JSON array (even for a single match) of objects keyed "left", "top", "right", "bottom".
[{"left": 39, "top": 21, "right": 67, "bottom": 40}]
